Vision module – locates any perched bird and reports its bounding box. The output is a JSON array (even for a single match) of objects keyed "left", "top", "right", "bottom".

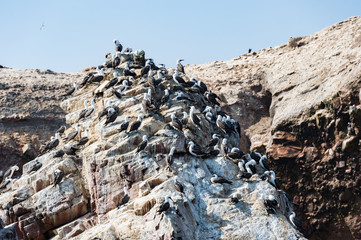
[
  {"left": 261, "top": 171, "right": 281, "bottom": 189},
  {"left": 259, "top": 155, "right": 269, "bottom": 170},
  {"left": 250, "top": 152, "right": 262, "bottom": 162},
  {"left": 230, "top": 192, "right": 239, "bottom": 204},
  {"left": 104, "top": 108, "right": 118, "bottom": 126},
  {"left": 140, "top": 61, "right": 151, "bottom": 76},
  {"left": 172, "top": 70, "right": 186, "bottom": 85},
  {"left": 77, "top": 128, "right": 89, "bottom": 146},
  {"left": 216, "top": 115, "right": 231, "bottom": 134},
  {"left": 89, "top": 68, "right": 105, "bottom": 83},
  {"left": 167, "top": 146, "right": 176, "bottom": 168},
  {"left": 1, "top": 166, "right": 19, "bottom": 185},
  {"left": 77, "top": 100, "right": 90, "bottom": 121},
  {"left": 188, "top": 141, "right": 206, "bottom": 157},
  {"left": 53, "top": 149, "right": 65, "bottom": 158},
  {"left": 221, "top": 138, "right": 228, "bottom": 156},
  {"left": 289, "top": 211, "right": 303, "bottom": 231},
  {"left": 53, "top": 169, "right": 64, "bottom": 186},
  {"left": 174, "top": 176, "right": 184, "bottom": 193},
  {"left": 112, "top": 52, "right": 121, "bottom": 68},
  {"left": 65, "top": 124, "right": 80, "bottom": 141},
  {"left": 264, "top": 195, "right": 278, "bottom": 209},
  {"left": 189, "top": 106, "right": 202, "bottom": 128},
  {"left": 128, "top": 114, "right": 144, "bottom": 132},
  {"left": 181, "top": 111, "right": 188, "bottom": 125},
  {"left": 118, "top": 187, "right": 130, "bottom": 208},
  {"left": 114, "top": 88, "right": 122, "bottom": 99},
  {"left": 136, "top": 135, "right": 148, "bottom": 153},
  {"left": 63, "top": 82, "right": 77, "bottom": 96},
  {"left": 56, "top": 125, "right": 66, "bottom": 135},
  {"left": 114, "top": 39, "right": 123, "bottom": 52},
  {"left": 245, "top": 159, "right": 257, "bottom": 174},
  {"left": 211, "top": 174, "right": 232, "bottom": 184},
  {"left": 118, "top": 116, "right": 130, "bottom": 132},
  {"left": 176, "top": 59, "right": 184, "bottom": 73},
  {"left": 107, "top": 72, "right": 119, "bottom": 89},
  {"left": 63, "top": 144, "right": 79, "bottom": 156},
  {"left": 227, "top": 147, "right": 244, "bottom": 160},
  {"left": 207, "top": 134, "right": 220, "bottom": 148},
  {"left": 98, "top": 100, "right": 116, "bottom": 120},
  {"left": 205, "top": 91, "right": 221, "bottom": 106},
  {"left": 157, "top": 195, "right": 173, "bottom": 214},
  {"left": 171, "top": 113, "right": 183, "bottom": 131},
  {"left": 29, "top": 160, "right": 42, "bottom": 173},
  {"left": 84, "top": 98, "right": 96, "bottom": 118},
  {"left": 238, "top": 160, "right": 252, "bottom": 179},
  {"left": 160, "top": 89, "right": 169, "bottom": 105}
]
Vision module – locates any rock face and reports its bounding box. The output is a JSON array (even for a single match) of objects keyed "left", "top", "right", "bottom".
[
  {"left": 0, "top": 68, "right": 81, "bottom": 178},
  {"left": 0, "top": 59, "right": 303, "bottom": 238},
  {"left": 186, "top": 16, "right": 361, "bottom": 239}
]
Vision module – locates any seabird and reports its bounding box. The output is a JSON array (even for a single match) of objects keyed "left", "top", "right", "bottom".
[
  {"left": 136, "top": 135, "right": 148, "bottom": 153},
  {"left": 123, "top": 62, "right": 136, "bottom": 77},
  {"left": 29, "top": 160, "right": 42, "bottom": 173},
  {"left": 114, "top": 39, "right": 123, "bottom": 52},
  {"left": 189, "top": 106, "right": 202, "bottom": 128},
  {"left": 227, "top": 147, "right": 244, "bottom": 160},
  {"left": 48, "top": 132, "right": 60, "bottom": 150},
  {"left": 118, "top": 187, "right": 130, "bottom": 208},
  {"left": 128, "top": 114, "right": 144, "bottom": 132},
  {"left": 98, "top": 100, "right": 115, "bottom": 120},
  {"left": 289, "top": 211, "right": 303, "bottom": 231},
  {"left": 230, "top": 192, "right": 239, "bottom": 204},
  {"left": 157, "top": 195, "right": 173, "bottom": 214},
  {"left": 174, "top": 176, "right": 184, "bottom": 193},
  {"left": 123, "top": 47, "right": 132, "bottom": 53},
  {"left": 172, "top": 70, "right": 186, "bottom": 85},
  {"left": 160, "top": 89, "right": 169, "bottom": 105},
  {"left": 81, "top": 71, "right": 96, "bottom": 87},
  {"left": 221, "top": 138, "right": 228, "bottom": 156},
  {"left": 119, "top": 80, "right": 129, "bottom": 92},
  {"left": 207, "top": 134, "right": 220, "bottom": 148},
  {"left": 171, "top": 113, "right": 183, "bottom": 131},
  {"left": 77, "top": 100, "right": 90, "bottom": 121},
  {"left": 176, "top": 59, "right": 184, "bottom": 73},
  {"left": 181, "top": 111, "right": 188, "bottom": 125},
  {"left": 63, "top": 144, "right": 79, "bottom": 156},
  {"left": 53, "top": 149, "right": 65, "bottom": 158},
  {"left": 216, "top": 115, "right": 231, "bottom": 135},
  {"left": 90, "top": 68, "right": 105, "bottom": 83},
  {"left": 53, "top": 169, "right": 64, "bottom": 186},
  {"left": 1, "top": 166, "right": 19, "bottom": 184},
  {"left": 77, "top": 128, "right": 89, "bottom": 146},
  {"left": 56, "top": 125, "right": 66, "bottom": 135},
  {"left": 174, "top": 91, "right": 192, "bottom": 102},
  {"left": 238, "top": 160, "right": 252, "bottom": 179},
  {"left": 118, "top": 116, "right": 129, "bottom": 132},
  {"left": 259, "top": 155, "right": 269, "bottom": 170},
  {"left": 245, "top": 159, "right": 257, "bottom": 174},
  {"left": 190, "top": 78, "right": 207, "bottom": 94},
  {"left": 211, "top": 174, "right": 232, "bottom": 184},
  {"left": 65, "top": 124, "right": 80, "bottom": 141},
  {"left": 114, "top": 88, "right": 122, "bottom": 99},
  {"left": 205, "top": 91, "right": 221, "bottom": 106},
  {"left": 188, "top": 141, "right": 205, "bottom": 157},
  {"left": 107, "top": 72, "right": 119, "bottom": 88},
  {"left": 0, "top": 177, "right": 14, "bottom": 190},
  {"left": 250, "top": 152, "right": 262, "bottom": 162},
  {"left": 262, "top": 171, "right": 281, "bottom": 189},
  {"left": 140, "top": 61, "right": 151, "bottom": 76},
  {"left": 167, "top": 146, "right": 176, "bottom": 168},
  {"left": 157, "top": 70, "right": 164, "bottom": 80},
  {"left": 112, "top": 52, "right": 121, "bottom": 68},
  {"left": 264, "top": 195, "right": 278, "bottom": 209},
  {"left": 63, "top": 82, "right": 77, "bottom": 96},
  {"left": 84, "top": 98, "right": 96, "bottom": 118},
  {"left": 104, "top": 108, "right": 118, "bottom": 126},
  {"left": 142, "top": 93, "right": 155, "bottom": 112}
]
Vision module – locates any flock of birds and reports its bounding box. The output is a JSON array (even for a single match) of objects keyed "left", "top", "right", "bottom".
[{"left": 0, "top": 39, "right": 303, "bottom": 234}]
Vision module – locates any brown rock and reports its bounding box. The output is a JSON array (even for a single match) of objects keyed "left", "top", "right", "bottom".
[{"left": 341, "top": 136, "right": 359, "bottom": 153}]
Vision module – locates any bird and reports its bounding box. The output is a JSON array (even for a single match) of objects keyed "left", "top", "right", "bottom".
[
  {"left": 221, "top": 138, "right": 228, "bottom": 156},
  {"left": 157, "top": 195, "right": 173, "bottom": 214},
  {"left": 176, "top": 59, "right": 184, "bottom": 73},
  {"left": 98, "top": 100, "right": 116, "bottom": 120},
  {"left": 264, "top": 194, "right": 278, "bottom": 209},
  {"left": 77, "top": 100, "right": 90, "bottom": 121},
  {"left": 84, "top": 99, "right": 96, "bottom": 118},
  {"left": 123, "top": 62, "right": 136, "bottom": 77},
  {"left": 227, "top": 147, "right": 244, "bottom": 160},
  {"left": 29, "top": 160, "right": 42, "bottom": 173},
  {"left": 259, "top": 155, "right": 269, "bottom": 170},
  {"left": 104, "top": 108, "right": 118, "bottom": 126},
  {"left": 171, "top": 113, "right": 183, "bottom": 131},
  {"left": 136, "top": 135, "right": 148, "bottom": 153},
  {"left": 172, "top": 70, "right": 186, "bottom": 85},
  {"left": 216, "top": 115, "right": 232, "bottom": 135},
  {"left": 107, "top": 72, "right": 119, "bottom": 89},
  {"left": 114, "top": 88, "right": 122, "bottom": 99},
  {"left": 189, "top": 106, "right": 202, "bottom": 128},
  {"left": 250, "top": 152, "right": 262, "bottom": 162},
  {"left": 63, "top": 144, "right": 79, "bottom": 156},
  {"left": 167, "top": 146, "right": 176, "bottom": 168},
  {"left": 53, "top": 149, "right": 65, "bottom": 158},
  {"left": 48, "top": 132, "right": 60, "bottom": 151},
  {"left": 245, "top": 159, "right": 257, "bottom": 174},
  {"left": 289, "top": 211, "right": 303, "bottom": 231},
  {"left": 56, "top": 125, "right": 66, "bottom": 135},
  {"left": 140, "top": 61, "right": 151, "bottom": 76},
  {"left": 205, "top": 91, "right": 221, "bottom": 106},
  {"left": 128, "top": 114, "right": 144, "bottom": 132},
  {"left": 181, "top": 111, "right": 188, "bottom": 125},
  {"left": 238, "top": 160, "right": 252, "bottom": 179},
  {"left": 112, "top": 52, "right": 121, "bottom": 68},
  {"left": 210, "top": 174, "right": 232, "bottom": 184},
  {"left": 118, "top": 187, "right": 130, "bottom": 208},
  {"left": 114, "top": 39, "right": 123, "bottom": 52},
  {"left": 65, "top": 124, "right": 80, "bottom": 142},
  {"left": 77, "top": 129, "right": 89, "bottom": 146},
  {"left": 53, "top": 169, "right": 64, "bottom": 186},
  {"left": 230, "top": 192, "right": 239, "bottom": 204},
  {"left": 188, "top": 141, "right": 206, "bottom": 157},
  {"left": 118, "top": 116, "right": 130, "bottom": 132},
  {"left": 63, "top": 82, "right": 77, "bottom": 96},
  {"left": 1, "top": 166, "right": 19, "bottom": 184},
  {"left": 207, "top": 134, "right": 220, "bottom": 148},
  {"left": 89, "top": 68, "right": 105, "bottom": 83},
  {"left": 174, "top": 176, "right": 184, "bottom": 193},
  {"left": 262, "top": 171, "right": 281, "bottom": 189},
  {"left": 160, "top": 89, "right": 170, "bottom": 105}
]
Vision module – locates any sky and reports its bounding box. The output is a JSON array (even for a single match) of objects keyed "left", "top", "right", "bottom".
[{"left": 0, "top": 0, "right": 360, "bottom": 73}]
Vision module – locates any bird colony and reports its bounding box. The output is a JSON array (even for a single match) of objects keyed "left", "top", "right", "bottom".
[{"left": 0, "top": 40, "right": 305, "bottom": 239}]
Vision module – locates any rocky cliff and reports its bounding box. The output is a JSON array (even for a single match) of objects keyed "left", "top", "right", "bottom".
[
  {"left": 0, "top": 52, "right": 303, "bottom": 238},
  {"left": 0, "top": 67, "right": 81, "bottom": 178},
  {"left": 186, "top": 16, "right": 361, "bottom": 239}
]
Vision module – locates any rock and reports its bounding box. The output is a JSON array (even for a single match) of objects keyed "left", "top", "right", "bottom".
[{"left": 339, "top": 190, "right": 352, "bottom": 202}]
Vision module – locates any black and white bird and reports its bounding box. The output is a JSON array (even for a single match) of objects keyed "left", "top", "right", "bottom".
[
  {"left": 107, "top": 72, "right": 119, "bottom": 89},
  {"left": 53, "top": 149, "right": 65, "bottom": 158},
  {"left": 250, "top": 152, "right": 262, "bottom": 162},
  {"left": 77, "top": 128, "right": 89, "bottom": 146},
  {"left": 63, "top": 144, "right": 79, "bottom": 156},
  {"left": 245, "top": 159, "right": 257, "bottom": 174},
  {"left": 65, "top": 124, "right": 80, "bottom": 142},
  {"left": 118, "top": 116, "right": 130, "bottom": 132},
  {"left": 167, "top": 146, "right": 176, "bottom": 168},
  {"left": 174, "top": 176, "right": 184, "bottom": 193},
  {"left": 89, "top": 68, "right": 105, "bottom": 83},
  {"left": 205, "top": 91, "right": 221, "bottom": 106},
  {"left": 216, "top": 115, "right": 232, "bottom": 135},
  {"left": 227, "top": 147, "right": 244, "bottom": 160},
  {"left": 289, "top": 211, "right": 303, "bottom": 231},
  {"left": 238, "top": 160, "right": 252, "bottom": 179},
  {"left": 188, "top": 141, "right": 206, "bottom": 157},
  {"left": 104, "top": 108, "right": 118, "bottom": 126},
  {"left": 221, "top": 138, "right": 228, "bottom": 156},
  {"left": 114, "top": 88, "right": 123, "bottom": 99},
  {"left": 189, "top": 106, "right": 202, "bottom": 128},
  {"left": 53, "top": 169, "right": 64, "bottom": 186},
  {"left": 84, "top": 98, "right": 96, "bottom": 118},
  {"left": 176, "top": 59, "right": 184, "bottom": 73},
  {"left": 157, "top": 195, "right": 173, "bottom": 214},
  {"left": 160, "top": 89, "right": 169, "bottom": 105},
  {"left": 211, "top": 174, "right": 232, "bottom": 184},
  {"left": 171, "top": 113, "right": 183, "bottom": 131},
  {"left": 140, "top": 60, "right": 151, "bottom": 76},
  {"left": 259, "top": 155, "right": 269, "bottom": 170},
  {"left": 172, "top": 70, "right": 186, "bottom": 85},
  {"left": 112, "top": 52, "right": 121, "bottom": 68},
  {"left": 181, "top": 111, "right": 188, "bottom": 125},
  {"left": 128, "top": 114, "right": 144, "bottom": 132},
  {"left": 29, "top": 160, "right": 42, "bottom": 173},
  {"left": 114, "top": 39, "right": 123, "bottom": 52},
  {"left": 63, "top": 82, "right": 77, "bottom": 96},
  {"left": 262, "top": 171, "right": 281, "bottom": 189},
  {"left": 173, "top": 91, "right": 192, "bottom": 102},
  {"left": 77, "top": 100, "right": 90, "bottom": 121},
  {"left": 136, "top": 135, "right": 148, "bottom": 153},
  {"left": 207, "top": 134, "right": 220, "bottom": 148},
  {"left": 230, "top": 192, "right": 239, "bottom": 204},
  {"left": 118, "top": 187, "right": 130, "bottom": 208}
]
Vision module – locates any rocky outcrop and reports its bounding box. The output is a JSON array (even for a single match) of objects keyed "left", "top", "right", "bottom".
[
  {"left": 0, "top": 57, "right": 303, "bottom": 239},
  {"left": 0, "top": 68, "right": 81, "bottom": 178},
  {"left": 186, "top": 16, "right": 361, "bottom": 239}
]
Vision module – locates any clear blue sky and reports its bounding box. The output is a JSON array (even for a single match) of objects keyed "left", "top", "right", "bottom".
[{"left": 0, "top": 0, "right": 360, "bottom": 73}]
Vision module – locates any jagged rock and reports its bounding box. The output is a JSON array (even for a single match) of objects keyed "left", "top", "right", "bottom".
[{"left": 341, "top": 136, "right": 359, "bottom": 153}]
